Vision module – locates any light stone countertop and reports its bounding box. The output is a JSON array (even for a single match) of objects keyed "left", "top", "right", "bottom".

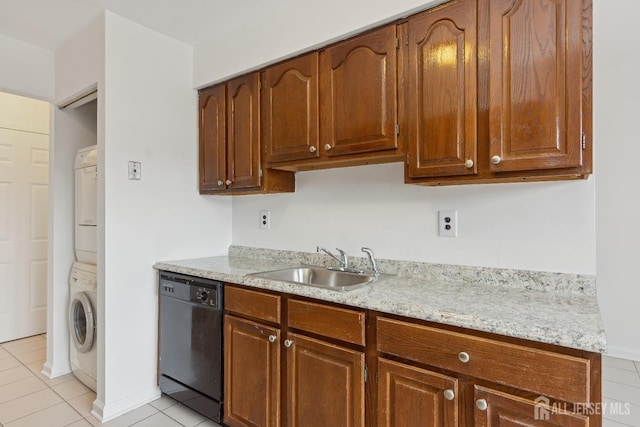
[{"left": 153, "top": 249, "right": 606, "bottom": 354}]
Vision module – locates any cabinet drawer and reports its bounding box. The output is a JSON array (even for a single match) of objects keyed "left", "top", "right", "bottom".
[
  {"left": 225, "top": 286, "right": 281, "bottom": 324},
  {"left": 376, "top": 317, "right": 592, "bottom": 403},
  {"left": 288, "top": 299, "right": 365, "bottom": 346}
]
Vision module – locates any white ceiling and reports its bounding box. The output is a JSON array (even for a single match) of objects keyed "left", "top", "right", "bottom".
[{"left": 0, "top": 0, "right": 265, "bottom": 50}]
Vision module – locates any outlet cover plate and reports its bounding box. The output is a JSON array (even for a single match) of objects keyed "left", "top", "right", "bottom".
[{"left": 438, "top": 210, "right": 458, "bottom": 237}]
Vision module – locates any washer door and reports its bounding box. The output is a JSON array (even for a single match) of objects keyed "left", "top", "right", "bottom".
[{"left": 69, "top": 292, "right": 95, "bottom": 353}]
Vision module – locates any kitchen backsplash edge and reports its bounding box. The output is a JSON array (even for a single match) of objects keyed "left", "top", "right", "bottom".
[{"left": 228, "top": 245, "right": 596, "bottom": 296}]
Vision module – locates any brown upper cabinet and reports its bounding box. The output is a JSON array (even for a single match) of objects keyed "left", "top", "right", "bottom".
[
  {"left": 486, "top": 0, "right": 587, "bottom": 173},
  {"left": 199, "top": 0, "right": 592, "bottom": 190},
  {"left": 199, "top": 84, "right": 227, "bottom": 192},
  {"left": 262, "top": 24, "right": 405, "bottom": 171},
  {"left": 406, "top": 0, "right": 478, "bottom": 179},
  {"left": 262, "top": 52, "right": 320, "bottom": 164},
  {"left": 320, "top": 25, "right": 400, "bottom": 158},
  {"left": 199, "top": 73, "right": 295, "bottom": 194},
  {"left": 406, "top": 0, "right": 592, "bottom": 185}
]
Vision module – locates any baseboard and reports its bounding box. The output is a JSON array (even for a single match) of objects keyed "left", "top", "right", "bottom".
[
  {"left": 92, "top": 385, "right": 161, "bottom": 423},
  {"left": 41, "top": 360, "right": 72, "bottom": 379},
  {"left": 604, "top": 345, "right": 640, "bottom": 363}
]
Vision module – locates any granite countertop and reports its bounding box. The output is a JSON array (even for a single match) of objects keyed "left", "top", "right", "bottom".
[{"left": 153, "top": 247, "right": 606, "bottom": 353}]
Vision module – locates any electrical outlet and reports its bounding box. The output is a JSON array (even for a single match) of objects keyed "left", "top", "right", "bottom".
[
  {"left": 438, "top": 210, "right": 458, "bottom": 237},
  {"left": 128, "top": 161, "right": 141, "bottom": 180},
  {"left": 259, "top": 210, "right": 271, "bottom": 229}
]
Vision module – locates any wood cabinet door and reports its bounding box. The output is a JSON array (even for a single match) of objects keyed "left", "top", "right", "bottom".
[
  {"left": 378, "top": 358, "right": 460, "bottom": 427},
  {"left": 286, "top": 332, "right": 365, "bottom": 427},
  {"left": 320, "top": 25, "right": 398, "bottom": 157},
  {"left": 487, "top": 0, "right": 585, "bottom": 172},
  {"left": 474, "top": 386, "right": 591, "bottom": 427},
  {"left": 224, "top": 315, "right": 281, "bottom": 427},
  {"left": 227, "top": 73, "right": 261, "bottom": 189},
  {"left": 406, "top": 0, "right": 478, "bottom": 178},
  {"left": 263, "top": 53, "right": 319, "bottom": 164},
  {"left": 199, "top": 84, "right": 227, "bottom": 192}
]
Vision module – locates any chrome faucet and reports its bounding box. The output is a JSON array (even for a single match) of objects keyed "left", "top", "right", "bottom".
[
  {"left": 317, "top": 246, "right": 348, "bottom": 269},
  {"left": 361, "top": 247, "right": 380, "bottom": 277}
]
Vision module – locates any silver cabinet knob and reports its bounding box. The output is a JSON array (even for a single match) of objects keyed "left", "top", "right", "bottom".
[
  {"left": 476, "top": 399, "right": 488, "bottom": 411},
  {"left": 217, "top": 180, "right": 223, "bottom": 186},
  {"left": 225, "top": 179, "right": 232, "bottom": 185},
  {"left": 268, "top": 335, "right": 277, "bottom": 343},
  {"left": 458, "top": 352, "right": 470, "bottom": 363},
  {"left": 491, "top": 155, "right": 502, "bottom": 165},
  {"left": 324, "top": 144, "right": 332, "bottom": 151},
  {"left": 284, "top": 339, "right": 294, "bottom": 348},
  {"left": 309, "top": 146, "right": 317, "bottom": 153},
  {"left": 465, "top": 159, "right": 474, "bottom": 169},
  {"left": 443, "top": 389, "right": 455, "bottom": 401}
]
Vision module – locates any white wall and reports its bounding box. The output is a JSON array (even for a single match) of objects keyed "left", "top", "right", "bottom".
[
  {"left": 594, "top": 0, "right": 640, "bottom": 361},
  {"left": 193, "top": 0, "right": 443, "bottom": 86},
  {"left": 233, "top": 164, "right": 595, "bottom": 274},
  {"left": 0, "top": 34, "right": 54, "bottom": 100},
  {"left": 48, "top": 15, "right": 104, "bottom": 381},
  {"left": 100, "top": 12, "right": 231, "bottom": 421}
]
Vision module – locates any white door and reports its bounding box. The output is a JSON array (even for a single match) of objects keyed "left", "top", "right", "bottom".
[{"left": 0, "top": 98, "right": 49, "bottom": 343}]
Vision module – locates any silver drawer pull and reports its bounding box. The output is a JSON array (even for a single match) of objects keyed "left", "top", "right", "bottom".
[
  {"left": 324, "top": 144, "right": 332, "bottom": 151},
  {"left": 443, "top": 389, "right": 455, "bottom": 401},
  {"left": 284, "top": 339, "right": 294, "bottom": 348},
  {"left": 458, "top": 352, "right": 470, "bottom": 363},
  {"left": 309, "top": 146, "right": 317, "bottom": 153},
  {"left": 476, "top": 399, "right": 488, "bottom": 411},
  {"left": 491, "top": 155, "right": 502, "bottom": 165},
  {"left": 268, "top": 335, "right": 277, "bottom": 343}
]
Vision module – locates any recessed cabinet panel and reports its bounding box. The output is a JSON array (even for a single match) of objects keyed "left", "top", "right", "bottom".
[
  {"left": 224, "top": 315, "right": 281, "bottom": 427},
  {"left": 378, "top": 358, "right": 460, "bottom": 427},
  {"left": 407, "top": 0, "right": 478, "bottom": 178},
  {"left": 286, "top": 332, "right": 365, "bottom": 427},
  {"left": 263, "top": 53, "right": 319, "bottom": 164},
  {"left": 321, "top": 25, "right": 398, "bottom": 156},
  {"left": 474, "top": 386, "right": 589, "bottom": 427},
  {"left": 488, "top": 0, "right": 584, "bottom": 172},
  {"left": 199, "top": 85, "right": 227, "bottom": 192},
  {"left": 227, "top": 74, "right": 261, "bottom": 189}
]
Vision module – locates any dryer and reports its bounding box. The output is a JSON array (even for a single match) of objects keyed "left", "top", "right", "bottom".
[
  {"left": 69, "top": 262, "right": 97, "bottom": 392},
  {"left": 74, "top": 145, "right": 97, "bottom": 265}
]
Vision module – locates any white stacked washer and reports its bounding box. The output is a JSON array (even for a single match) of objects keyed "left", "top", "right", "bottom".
[
  {"left": 69, "top": 145, "right": 98, "bottom": 392},
  {"left": 69, "top": 262, "right": 97, "bottom": 391}
]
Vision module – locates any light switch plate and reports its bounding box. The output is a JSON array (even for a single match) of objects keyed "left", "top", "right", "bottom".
[{"left": 128, "top": 161, "right": 141, "bottom": 180}]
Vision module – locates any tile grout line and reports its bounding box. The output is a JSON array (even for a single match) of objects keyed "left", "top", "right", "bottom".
[{"left": 1, "top": 336, "right": 88, "bottom": 427}]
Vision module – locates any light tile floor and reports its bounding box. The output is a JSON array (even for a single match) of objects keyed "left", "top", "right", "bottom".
[
  {"left": 603, "top": 356, "right": 640, "bottom": 426},
  {"left": 0, "top": 335, "right": 221, "bottom": 427},
  {"left": 3, "top": 335, "right": 640, "bottom": 426}
]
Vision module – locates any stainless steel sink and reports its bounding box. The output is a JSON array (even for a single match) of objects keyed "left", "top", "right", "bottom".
[{"left": 248, "top": 266, "right": 379, "bottom": 291}]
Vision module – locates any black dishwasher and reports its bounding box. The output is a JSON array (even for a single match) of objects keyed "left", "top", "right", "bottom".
[{"left": 158, "top": 271, "right": 223, "bottom": 422}]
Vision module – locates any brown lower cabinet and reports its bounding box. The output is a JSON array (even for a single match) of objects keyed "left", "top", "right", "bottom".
[
  {"left": 224, "top": 285, "right": 366, "bottom": 427},
  {"left": 286, "top": 332, "right": 364, "bottom": 426},
  {"left": 474, "top": 386, "right": 590, "bottom": 427},
  {"left": 224, "top": 284, "right": 601, "bottom": 426},
  {"left": 377, "top": 358, "right": 460, "bottom": 426},
  {"left": 224, "top": 315, "right": 281, "bottom": 427}
]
